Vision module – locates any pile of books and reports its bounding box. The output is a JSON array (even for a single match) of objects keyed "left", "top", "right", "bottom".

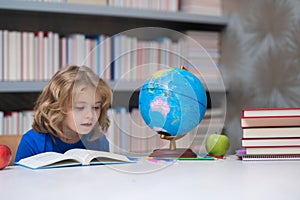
[{"left": 240, "top": 108, "right": 300, "bottom": 161}]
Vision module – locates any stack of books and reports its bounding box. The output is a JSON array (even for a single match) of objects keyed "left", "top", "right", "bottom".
[{"left": 240, "top": 108, "right": 300, "bottom": 161}]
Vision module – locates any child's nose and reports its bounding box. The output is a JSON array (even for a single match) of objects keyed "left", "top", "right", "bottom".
[{"left": 85, "top": 109, "right": 94, "bottom": 119}]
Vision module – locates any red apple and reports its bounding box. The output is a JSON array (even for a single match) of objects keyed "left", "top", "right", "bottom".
[{"left": 0, "top": 144, "right": 12, "bottom": 170}]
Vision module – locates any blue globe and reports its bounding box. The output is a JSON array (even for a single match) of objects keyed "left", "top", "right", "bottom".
[{"left": 139, "top": 68, "right": 207, "bottom": 137}]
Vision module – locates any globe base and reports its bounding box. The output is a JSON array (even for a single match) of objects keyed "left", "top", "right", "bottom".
[{"left": 149, "top": 148, "right": 197, "bottom": 158}]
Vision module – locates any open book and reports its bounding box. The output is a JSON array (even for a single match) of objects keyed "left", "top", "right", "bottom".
[{"left": 15, "top": 148, "right": 134, "bottom": 169}]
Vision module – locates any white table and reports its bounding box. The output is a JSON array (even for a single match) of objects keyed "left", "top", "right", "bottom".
[{"left": 1, "top": 157, "right": 300, "bottom": 200}]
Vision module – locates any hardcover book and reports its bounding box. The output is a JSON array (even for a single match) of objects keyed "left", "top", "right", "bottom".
[
  {"left": 242, "top": 108, "right": 300, "bottom": 117},
  {"left": 15, "top": 148, "right": 134, "bottom": 169},
  {"left": 242, "top": 127, "right": 300, "bottom": 138},
  {"left": 241, "top": 137, "right": 300, "bottom": 147},
  {"left": 244, "top": 146, "right": 300, "bottom": 155},
  {"left": 241, "top": 116, "right": 300, "bottom": 128}
]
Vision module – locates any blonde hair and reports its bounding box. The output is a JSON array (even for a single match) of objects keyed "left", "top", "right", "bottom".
[{"left": 32, "top": 65, "right": 112, "bottom": 140}]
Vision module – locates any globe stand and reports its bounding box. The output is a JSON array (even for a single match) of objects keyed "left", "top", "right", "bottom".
[{"left": 149, "top": 133, "right": 197, "bottom": 158}]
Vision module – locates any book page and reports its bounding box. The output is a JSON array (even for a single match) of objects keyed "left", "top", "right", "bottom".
[
  {"left": 17, "top": 152, "right": 81, "bottom": 169},
  {"left": 64, "top": 148, "right": 132, "bottom": 165},
  {"left": 87, "top": 149, "right": 132, "bottom": 164},
  {"left": 64, "top": 148, "right": 92, "bottom": 165}
]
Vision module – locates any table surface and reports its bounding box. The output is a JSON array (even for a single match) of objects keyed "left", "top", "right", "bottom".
[{"left": 1, "top": 156, "right": 300, "bottom": 200}]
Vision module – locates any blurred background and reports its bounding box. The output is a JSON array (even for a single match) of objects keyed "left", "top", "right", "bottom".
[{"left": 222, "top": 0, "right": 300, "bottom": 153}]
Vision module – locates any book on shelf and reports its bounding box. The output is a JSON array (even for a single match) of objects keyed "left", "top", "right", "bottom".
[
  {"left": 244, "top": 146, "right": 300, "bottom": 155},
  {"left": 67, "top": 0, "right": 108, "bottom": 5},
  {"left": 241, "top": 137, "right": 300, "bottom": 147},
  {"left": 242, "top": 107, "right": 300, "bottom": 117},
  {"left": 241, "top": 116, "right": 300, "bottom": 128},
  {"left": 180, "top": 0, "right": 223, "bottom": 16},
  {"left": 108, "top": 0, "right": 179, "bottom": 11},
  {"left": 242, "top": 127, "right": 300, "bottom": 138},
  {"left": 15, "top": 148, "right": 134, "bottom": 169}
]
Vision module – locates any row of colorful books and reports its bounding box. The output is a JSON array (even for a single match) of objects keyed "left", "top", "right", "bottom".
[
  {"left": 17, "top": 0, "right": 224, "bottom": 16},
  {"left": 240, "top": 107, "right": 300, "bottom": 161},
  {"left": 108, "top": 0, "right": 179, "bottom": 12},
  {"left": 0, "top": 30, "right": 220, "bottom": 82},
  {"left": 0, "top": 111, "right": 34, "bottom": 136},
  {"left": 18, "top": 0, "right": 179, "bottom": 12}
]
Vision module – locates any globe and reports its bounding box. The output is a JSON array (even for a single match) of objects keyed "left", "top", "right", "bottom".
[{"left": 139, "top": 67, "right": 207, "bottom": 138}]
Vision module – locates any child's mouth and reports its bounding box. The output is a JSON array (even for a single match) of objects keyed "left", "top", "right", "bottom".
[{"left": 81, "top": 123, "right": 92, "bottom": 127}]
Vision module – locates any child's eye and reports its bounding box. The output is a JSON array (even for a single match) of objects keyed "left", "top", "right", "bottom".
[
  {"left": 75, "top": 107, "right": 84, "bottom": 111},
  {"left": 93, "top": 106, "right": 100, "bottom": 110}
]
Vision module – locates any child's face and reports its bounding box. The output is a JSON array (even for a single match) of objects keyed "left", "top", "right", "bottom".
[{"left": 65, "top": 86, "right": 102, "bottom": 135}]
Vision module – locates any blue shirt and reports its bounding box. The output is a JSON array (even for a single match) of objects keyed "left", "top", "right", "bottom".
[{"left": 15, "top": 129, "right": 109, "bottom": 163}]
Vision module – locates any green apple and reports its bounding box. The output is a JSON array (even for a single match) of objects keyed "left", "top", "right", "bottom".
[{"left": 205, "top": 133, "right": 230, "bottom": 156}]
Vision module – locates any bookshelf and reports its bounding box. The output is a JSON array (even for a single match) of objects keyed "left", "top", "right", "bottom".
[
  {"left": 0, "top": 1, "right": 227, "bottom": 109},
  {"left": 0, "top": 1, "right": 227, "bottom": 154}
]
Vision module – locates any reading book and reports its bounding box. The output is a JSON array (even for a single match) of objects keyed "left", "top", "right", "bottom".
[{"left": 15, "top": 148, "right": 134, "bottom": 169}]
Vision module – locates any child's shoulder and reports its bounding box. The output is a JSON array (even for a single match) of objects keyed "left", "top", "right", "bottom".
[
  {"left": 21, "top": 129, "right": 54, "bottom": 152},
  {"left": 23, "top": 129, "right": 47, "bottom": 137},
  {"left": 22, "top": 129, "right": 49, "bottom": 143}
]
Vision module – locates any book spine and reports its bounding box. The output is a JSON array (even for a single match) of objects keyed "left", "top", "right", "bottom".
[{"left": 241, "top": 116, "right": 300, "bottom": 128}]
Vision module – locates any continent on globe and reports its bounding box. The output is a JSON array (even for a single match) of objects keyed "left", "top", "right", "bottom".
[
  {"left": 151, "top": 68, "right": 172, "bottom": 79},
  {"left": 150, "top": 97, "right": 170, "bottom": 118}
]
